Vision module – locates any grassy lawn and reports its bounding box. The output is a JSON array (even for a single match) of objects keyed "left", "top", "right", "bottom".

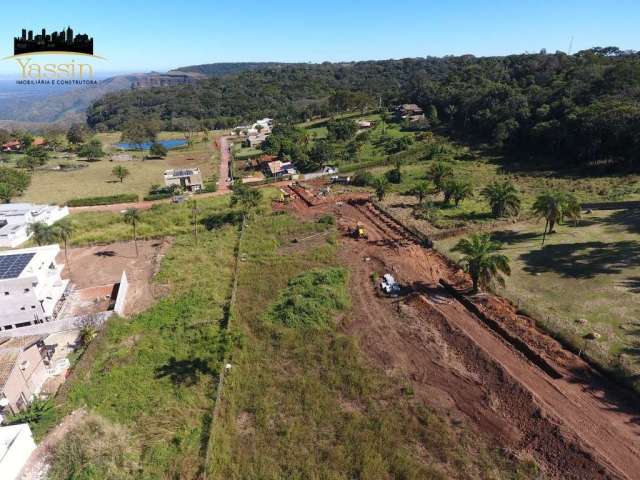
[
  {"left": 437, "top": 209, "right": 640, "bottom": 389},
  {"left": 66, "top": 195, "right": 233, "bottom": 245},
  {"left": 40, "top": 199, "right": 240, "bottom": 478},
  {"left": 15, "top": 131, "right": 219, "bottom": 205},
  {"left": 207, "top": 212, "right": 536, "bottom": 479}
]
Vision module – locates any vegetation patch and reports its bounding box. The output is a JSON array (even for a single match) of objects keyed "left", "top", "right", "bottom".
[
  {"left": 66, "top": 193, "right": 138, "bottom": 207},
  {"left": 266, "top": 268, "right": 349, "bottom": 328}
]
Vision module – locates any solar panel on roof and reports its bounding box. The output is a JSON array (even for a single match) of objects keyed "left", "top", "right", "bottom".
[{"left": 0, "top": 253, "right": 35, "bottom": 280}]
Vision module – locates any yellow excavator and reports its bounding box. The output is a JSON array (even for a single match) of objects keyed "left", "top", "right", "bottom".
[{"left": 351, "top": 222, "right": 368, "bottom": 240}]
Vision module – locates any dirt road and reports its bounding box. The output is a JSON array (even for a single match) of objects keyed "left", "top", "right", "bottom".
[
  {"left": 288, "top": 195, "right": 640, "bottom": 479},
  {"left": 216, "top": 136, "right": 232, "bottom": 193}
]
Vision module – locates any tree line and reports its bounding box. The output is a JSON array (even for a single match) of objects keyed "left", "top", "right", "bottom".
[{"left": 87, "top": 48, "right": 640, "bottom": 169}]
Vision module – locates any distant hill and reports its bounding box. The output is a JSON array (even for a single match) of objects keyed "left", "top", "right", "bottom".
[
  {"left": 0, "top": 63, "right": 288, "bottom": 128},
  {"left": 175, "top": 62, "right": 292, "bottom": 77}
]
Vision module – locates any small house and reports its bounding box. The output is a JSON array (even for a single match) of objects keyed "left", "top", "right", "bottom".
[
  {"left": 0, "top": 336, "right": 48, "bottom": 415},
  {"left": 265, "top": 160, "right": 297, "bottom": 178},
  {"left": 163, "top": 168, "right": 203, "bottom": 192},
  {"left": 395, "top": 104, "right": 425, "bottom": 121}
]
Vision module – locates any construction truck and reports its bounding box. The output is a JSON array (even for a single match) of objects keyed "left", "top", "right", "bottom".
[
  {"left": 350, "top": 222, "right": 368, "bottom": 239},
  {"left": 380, "top": 273, "right": 402, "bottom": 297}
]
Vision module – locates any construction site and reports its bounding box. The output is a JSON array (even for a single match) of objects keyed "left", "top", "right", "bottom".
[{"left": 276, "top": 180, "right": 640, "bottom": 480}]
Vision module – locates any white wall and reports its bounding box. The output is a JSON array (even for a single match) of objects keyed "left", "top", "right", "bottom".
[
  {"left": 113, "top": 271, "right": 128, "bottom": 316},
  {"left": 0, "top": 423, "right": 36, "bottom": 480}
]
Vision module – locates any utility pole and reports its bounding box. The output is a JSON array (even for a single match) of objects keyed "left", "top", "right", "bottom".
[{"left": 192, "top": 200, "right": 198, "bottom": 246}]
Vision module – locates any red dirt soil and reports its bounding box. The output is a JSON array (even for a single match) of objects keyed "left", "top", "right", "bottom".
[{"left": 282, "top": 189, "right": 640, "bottom": 480}]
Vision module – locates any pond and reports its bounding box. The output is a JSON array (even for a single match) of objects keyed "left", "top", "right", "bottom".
[{"left": 114, "top": 139, "right": 188, "bottom": 150}]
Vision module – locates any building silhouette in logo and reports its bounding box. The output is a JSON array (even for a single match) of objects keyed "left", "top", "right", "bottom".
[{"left": 14, "top": 27, "right": 93, "bottom": 55}]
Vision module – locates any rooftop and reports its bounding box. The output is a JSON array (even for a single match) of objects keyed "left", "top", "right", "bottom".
[
  {"left": 0, "top": 336, "right": 42, "bottom": 388},
  {"left": 0, "top": 253, "right": 35, "bottom": 280},
  {"left": 164, "top": 168, "right": 201, "bottom": 178}
]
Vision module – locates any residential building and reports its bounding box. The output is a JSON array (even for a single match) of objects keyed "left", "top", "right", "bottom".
[
  {"left": 0, "top": 245, "right": 68, "bottom": 331},
  {"left": 265, "top": 160, "right": 297, "bottom": 178},
  {"left": 0, "top": 336, "right": 48, "bottom": 415},
  {"left": 0, "top": 203, "right": 69, "bottom": 248},
  {"left": 163, "top": 168, "right": 203, "bottom": 192},
  {"left": 246, "top": 133, "right": 268, "bottom": 148},
  {"left": 1, "top": 141, "right": 21, "bottom": 152},
  {"left": 0, "top": 423, "right": 37, "bottom": 480},
  {"left": 395, "top": 104, "right": 425, "bottom": 121}
]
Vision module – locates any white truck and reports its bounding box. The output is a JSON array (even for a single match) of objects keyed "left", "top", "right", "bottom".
[{"left": 380, "top": 273, "right": 401, "bottom": 296}]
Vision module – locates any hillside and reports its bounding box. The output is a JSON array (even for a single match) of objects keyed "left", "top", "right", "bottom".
[
  {"left": 87, "top": 49, "right": 640, "bottom": 168},
  {"left": 0, "top": 63, "right": 273, "bottom": 127},
  {"left": 175, "top": 61, "right": 292, "bottom": 77}
]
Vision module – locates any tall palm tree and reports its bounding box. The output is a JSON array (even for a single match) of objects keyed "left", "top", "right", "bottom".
[
  {"left": 372, "top": 176, "right": 389, "bottom": 202},
  {"left": 123, "top": 208, "right": 141, "bottom": 256},
  {"left": 27, "top": 222, "right": 56, "bottom": 246},
  {"left": 452, "top": 233, "right": 511, "bottom": 293},
  {"left": 481, "top": 180, "right": 521, "bottom": 217},
  {"left": 532, "top": 191, "right": 581, "bottom": 245},
  {"left": 52, "top": 219, "right": 74, "bottom": 268}
]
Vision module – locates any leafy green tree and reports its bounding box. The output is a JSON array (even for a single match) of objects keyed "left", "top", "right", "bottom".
[
  {"left": 452, "top": 233, "right": 511, "bottom": 293},
  {"left": 230, "top": 183, "right": 263, "bottom": 213},
  {"left": 426, "top": 162, "right": 453, "bottom": 192},
  {"left": 372, "top": 176, "right": 389, "bottom": 201},
  {"left": 149, "top": 142, "right": 168, "bottom": 158},
  {"left": 123, "top": 208, "right": 141, "bottom": 256},
  {"left": 0, "top": 167, "right": 30, "bottom": 203},
  {"left": 532, "top": 192, "right": 581, "bottom": 244},
  {"left": 28, "top": 222, "right": 57, "bottom": 245},
  {"left": 308, "top": 140, "right": 335, "bottom": 170},
  {"left": 482, "top": 180, "right": 521, "bottom": 217},
  {"left": 67, "top": 123, "right": 87, "bottom": 144},
  {"left": 78, "top": 138, "right": 105, "bottom": 162},
  {"left": 327, "top": 119, "right": 358, "bottom": 141},
  {"left": 112, "top": 165, "right": 130, "bottom": 183}
]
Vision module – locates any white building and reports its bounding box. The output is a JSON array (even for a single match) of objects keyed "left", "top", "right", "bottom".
[
  {"left": 0, "top": 245, "right": 68, "bottom": 331},
  {"left": 0, "top": 203, "right": 69, "bottom": 248},
  {"left": 163, "top": 168, "right": 203, "bottom": 192},
  {"left": 0, "top": 423, "right": 36, "bottom": 480}
]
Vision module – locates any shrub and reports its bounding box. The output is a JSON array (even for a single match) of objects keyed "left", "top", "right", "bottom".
[
  {"left": 317, "top": 214, "right": 335, "bottom": 225},
  {"left": 352, "top": 170, "right": 374, "bottom": 187},
  {"left": 385, "top": 167, "right": 402, "bottom": 184},
  {"left": 266, "top": 268, "right": 349, "bottom": 328},
  {"left": 49, "top": 413, "right": 139, "bottom": 480},
  {"left": 66, "top": 194, "right": 138, "bottom": 207}
]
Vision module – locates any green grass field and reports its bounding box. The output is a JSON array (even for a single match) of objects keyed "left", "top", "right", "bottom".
[
  {"left": 15, "top": 131, "right": 219, "bottom": 205},
  {"left": 206, "top": 211, "right": 537, "bottom": 479},
  {"left": 438, "top": 209, "right": 640, "bottom": 389},
  {"left": 41, "top": 200, "right": 240, "bottom": 478}
]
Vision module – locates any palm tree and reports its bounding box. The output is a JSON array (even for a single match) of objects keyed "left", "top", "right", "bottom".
[
  {"left": 452, "top": 233, "right": 511, "bottom": 293},
  {"left": 532, "top": 191, "right": 581, "bottom": 245},
  {"left": 426, "top": 162, "right": 453, "bottom": 192},
  {"left": 482, "top": 180, "right": 521, "bottom": 218},
  {"left": 411, "top": 181, "right": 432, "bottom": 205},
  {"left": 372, "top": 176, "right": 389, "bottom": 202},
  {"left": 123, "top": 208, "right": 141, "bottom": 256},
  {"left": 52, "top": 219, "right": 74, "bottom": 268},
  {"left": 27, "top": 222, "right": 57, "bottom": 246},
  {"left": 444, "top": 178, "right": 473, "bottom": 206}
]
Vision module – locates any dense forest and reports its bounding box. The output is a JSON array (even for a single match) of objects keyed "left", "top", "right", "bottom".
[{"left": 87, "top": 48, "right": 640, "bottom": 167}]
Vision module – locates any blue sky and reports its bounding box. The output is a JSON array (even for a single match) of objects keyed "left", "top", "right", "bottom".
[{"left": 0, "top": 0, "right": 638, "bottom": 74}]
